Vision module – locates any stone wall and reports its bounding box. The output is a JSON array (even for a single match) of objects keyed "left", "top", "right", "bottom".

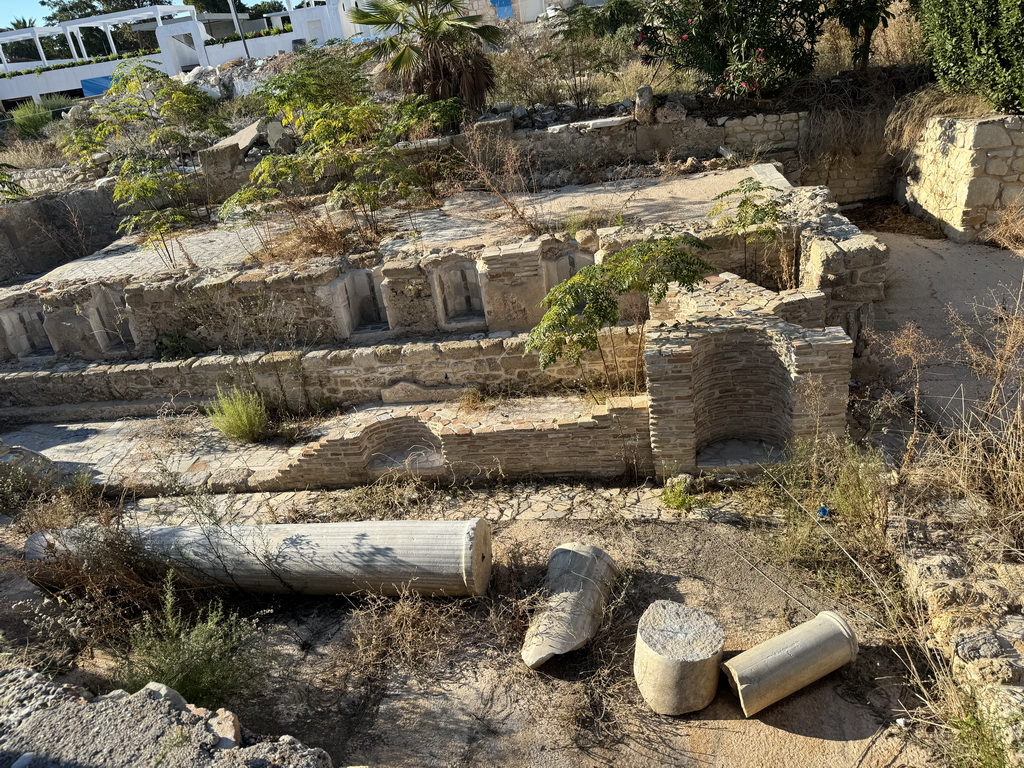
[
  {"left": 721, "top": 112, "right": 892, "bottom": 204},
  {"left": 9, "top": 166, "right": 93, "bottom": 196},
  {"left": 0, "top": 328, "right": 645, "bottom": 422},
  {"left": 899, "top": 115, "right": 1024, "bottom": 242},
  {"left": 644, "top": 317, "right": 851, "bottom": 478},
  {"left": 248, "top": 396, "right": 653, "bottom": 490},
  {"left": 455, "top": 108, "right": 893, "bottom": 204},
  {"left": 0, "top": 181, "right": 885, "bottom": 367},
  {"left": 0, "top": 187, "right": 121, "bottom": 284}
]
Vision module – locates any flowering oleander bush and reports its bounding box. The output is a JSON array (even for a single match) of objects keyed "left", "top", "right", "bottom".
[{"left": 634, "top": 0, "right": 827, "bottom": 98}]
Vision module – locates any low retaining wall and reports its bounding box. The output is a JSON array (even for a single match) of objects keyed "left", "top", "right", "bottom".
[
  {"left": 456, "top": 108, "right": 892, "bottom": 204},
  {"left": 0, "top": 328, "right": 644, "bottom": 422},
  {"left": 0, "top": 187, "right": 121, "bottom": 283},
  {"left": 899, "top": 115, "right": 1024, "bottom": 242},
  {"left": 245, "top": 396, "right": 653, "bottom": 491}
]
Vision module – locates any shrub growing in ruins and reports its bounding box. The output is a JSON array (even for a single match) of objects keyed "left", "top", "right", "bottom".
[
  {"left": 120, "top": 574, "right": 272, "bottom": 709},
  {"left": 635, "top": 0, "right": 828, "bottom": 97},
  {"left": 350, "top": 0, "right": 503, "bottom": 107},
  {"left": 917, "top": 0, "right": 1024, "bottom": 112},
  {"left": 527, "top": 234, "right": 710, "bottom": 383},
  {"left": 207, "top": 386, "right": 269, "bottom": 442}
]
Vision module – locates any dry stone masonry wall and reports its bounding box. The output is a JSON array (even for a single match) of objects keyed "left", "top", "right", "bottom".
[{"left": 900, "top": 115, "right": 1024, "bottom": 242}]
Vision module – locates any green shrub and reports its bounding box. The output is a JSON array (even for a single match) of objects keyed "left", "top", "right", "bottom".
[
  {"left": 155, "top": 330, "right": 205, "bottom": 362},
  {"left": 206, "top": 386, "right": 268, "bottom": 442},
  {"left": 119, "top": 574, "right": 271, "bottom": 708},
  {"left": 635, "top": 0, "right": 828, "bottom": 97},
  {"left": 11, "top": 96, "right": 74, "bottom": 139},
  {"left": 918, "top": 0, "right": 1024, "bottom": 112}
]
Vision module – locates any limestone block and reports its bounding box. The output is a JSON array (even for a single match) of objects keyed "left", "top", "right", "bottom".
[
  {"left": 521, "top": 543, "right": 620, "bottom": 668},
  {"left": 972, "top": 122, "right": 1012, "bottom": 149},
  {"left": 635, "top": 85, "right": 655, "bottom": 125},
  {"left": 964, "top": 177, "right": 1002, "bottom": 207},
  {"left": 0, "top": 441, "right": 60, "bottom": 487},
  {"left": 473, "top": 115, "right": 513, "bottom": 134},
  {"left": 633, "top": 601, "right": 724, "bottom": 715},
  {"left": 987, "top": 157, "right": 1011, "bottom": 177}
]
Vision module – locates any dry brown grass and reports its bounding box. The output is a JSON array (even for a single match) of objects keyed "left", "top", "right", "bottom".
[
  {"left": 885, "top": 84, "right": 994, "bottom": 161},
  {"left": 0, "top": 139, "right": 66, "bottom": 169},
  {"left": 873, "top": 2, "right": 927, "bottom": 68},
  {"left": 456, "top": 127, "right": 542, "bottom": 234},
  {"left": 990, "top": 195, "right": 1024, "bottom": 256},
  {"left": 245, "top": 209, "right": 383, "bottom": 267}
]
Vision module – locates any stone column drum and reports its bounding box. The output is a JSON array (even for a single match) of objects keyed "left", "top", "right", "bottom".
[
  {"left": 633, "top": 601, "right": 725, "bottom": 715},
  {"left": 721, "top": 610, "right": 858, "bottom": 717}
]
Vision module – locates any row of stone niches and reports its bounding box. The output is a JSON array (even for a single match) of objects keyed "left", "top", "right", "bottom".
[{"left": 0, "top": 250, "right": 596, "bottom": 363}]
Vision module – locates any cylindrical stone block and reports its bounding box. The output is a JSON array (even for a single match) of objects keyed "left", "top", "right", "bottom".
[
  {"left": 25, "top": 518, "right": 492, "bottom": 597},
  {"left": 633, "top": 601, "right": 724, "bottom": 715},
  {"left": 721, "top": 610, "right": 858, "bottom": 717}
]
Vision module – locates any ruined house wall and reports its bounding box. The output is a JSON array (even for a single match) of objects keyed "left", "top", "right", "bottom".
[
  {"left": 0, "top": 188, "right": 121, "bottom": 284},
  {"left": 899, "top": 115, "right": 1024, "bottom": 242},
  {"left": 0, "top": 328, "right": 645, "bottom": 421},
  {"left": 248, "top": 396, "right": 653, "bottom": 491},
  {"left": 644, "top": 319, "right": 851, "bottom": 479}
]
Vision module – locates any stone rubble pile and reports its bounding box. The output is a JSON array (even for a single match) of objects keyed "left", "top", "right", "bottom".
[{"left": 0, "top": 669, "right": 333, "bottom": 767}]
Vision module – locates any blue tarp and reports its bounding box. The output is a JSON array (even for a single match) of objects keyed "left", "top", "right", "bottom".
[
  {"left": 490, "top": 0, "right": 514, "bottom": 19},
  {"left": 81, "top": 76, "right": 112, "bottom": 97}
]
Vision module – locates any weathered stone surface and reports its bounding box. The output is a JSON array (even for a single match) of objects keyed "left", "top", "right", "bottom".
[
  {"left": 634, "top": 601, "right": 724, "bottom": 715},
  {"left": 0, "top": 440, "right": 60, "bottom": 486},
  {"left": 0, "top": 669, "right": 332, "bottom": 767},
  {"left": 521, "top": 543, "right": 620, "bottom": 668}
]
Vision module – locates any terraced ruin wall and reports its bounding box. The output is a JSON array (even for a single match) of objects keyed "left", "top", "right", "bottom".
[
  {"left": 472, "top": 109, "right": 892, "bottom": 204},
  {"left": 0, "top": 328, "right": 645, "bottom": 423},
  {"left": 0, "top": 192, "right": 888, "bottom": 366},
  {"left": 899, "top": 115, "right": 1024, "bottom": 242}
]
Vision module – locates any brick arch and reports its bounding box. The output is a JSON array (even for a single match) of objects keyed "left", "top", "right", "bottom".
[
  {"left": 360, "top": 417, "right": 445, "bottom": 476},
  {"left": 691, "top": 327, "right": 796, "bottom": 454}
]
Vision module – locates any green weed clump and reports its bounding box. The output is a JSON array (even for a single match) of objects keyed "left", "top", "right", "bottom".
[
  {"left": 206, "top": 386, "right": 268, "bottom": 442},
  {"left": 119, "top": 574, "right": 271, "bottom": 709},
  {"left": 11, "top": 97, "right": 74, "bottom": 139}
]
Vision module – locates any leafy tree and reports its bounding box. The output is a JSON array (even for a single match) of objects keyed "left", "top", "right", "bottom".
[
  {"left": 349, "top": 0, "right": 503, "bottom": 107},
  {"left": 255, "top": 43, "right": 365, "bottom": 127},
  {"left": 527, "top": 234, "right": 711, "bottom": 383},
  {"left": 832, "top": 0, "right": 896, "bottom": 71},
  {"left": 247, "top": 0, "right": 284, "bottom": 18},
  {"left": 635, "top": 0, "right": 828, "bottom": 98},
  {"left": 918, "top": 0, "right": 1024, "bottom": 112},
  {"left": 561, "top": 0, "right": 642, "bottom": 39}
]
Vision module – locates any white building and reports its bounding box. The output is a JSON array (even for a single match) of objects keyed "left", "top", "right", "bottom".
[{"left": 0, "top": 0, "right": 548, "bottom": 106}]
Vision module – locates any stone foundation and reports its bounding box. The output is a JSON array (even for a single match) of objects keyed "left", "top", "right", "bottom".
[
  {"left": 0, "top": 184, "right": 886, "bottom": 364},
  {"left": 899, "top": 115, "right": 1024, "bottom": 242},
  {"left": 0, "top": 328, "right": 644, "bottom": 421}
]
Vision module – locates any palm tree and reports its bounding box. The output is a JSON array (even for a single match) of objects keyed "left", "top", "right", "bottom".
[
  {"left": 4, "top": 17, "right": 40, "bottom": 61},
  {"left": 349, "top": 0, "right": 503, "bottom": 107}
]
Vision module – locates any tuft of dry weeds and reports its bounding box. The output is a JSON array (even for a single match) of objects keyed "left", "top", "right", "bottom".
[
  {"left": 455, "top": 127, "right": 542, "bottom": 234},
  {"left": 0, "top": 139, "right": 67, "bottom": 170},
  {"left": 885, "top": 84, "right": 994, "bottom": 161},
  {"left": 990, "top": 195, "right": 1024, "bottom": 256}
]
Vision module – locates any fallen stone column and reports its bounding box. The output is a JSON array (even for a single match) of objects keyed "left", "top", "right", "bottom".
[
  {"left": 721, "top": 610, "right": 858, "bottom": 716},
  {"left": 520, "top": 543, "right": 620, "bottom": 669},
  {"left": 633, "top": 601, "right": 724, "bottom": 715},
  {"left": 25, "top": 519, "right": 492, "bottom": 597}
]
